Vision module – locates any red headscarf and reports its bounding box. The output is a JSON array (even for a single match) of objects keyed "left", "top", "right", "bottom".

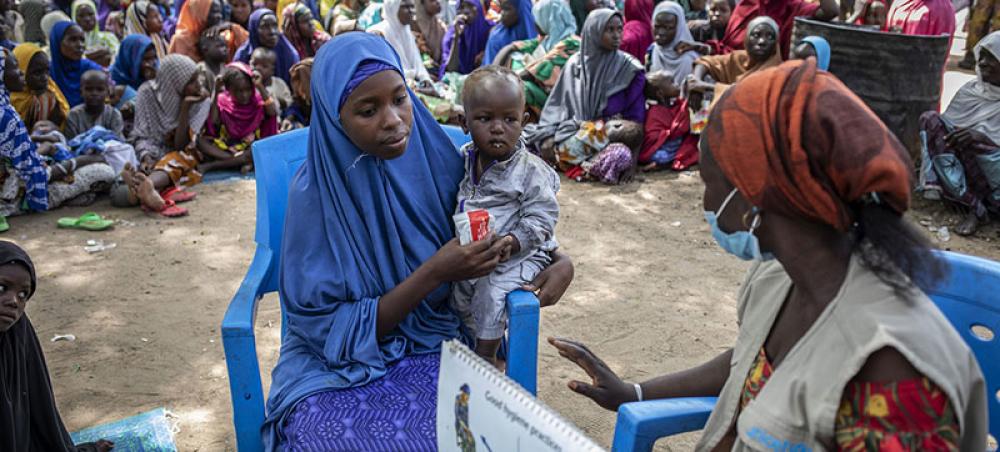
[
  {"left": 705, "top": 59, "right": 912, "bottom": 231},
  {"left": 209, "top": 62, "right": 278, "bottom": 141},
  {"left": 721, "top": 0, "right": 819, "bottom": 58},
  {"left": 621, "top": 0, "right": 653, "bottom": 63}
]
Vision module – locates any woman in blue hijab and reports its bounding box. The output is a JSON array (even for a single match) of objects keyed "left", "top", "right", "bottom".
[
  {"left": 49, "top": 21, "right": 103, "bottom": 107},
  {"left": 264, "top": 33, "right": 573, "bottom": 450},
  {"left": 110, "top": 34, "right": 158, "bottom": 90},
  {"left": 233, "top": 9, "right": 299, "bottom": 84},
  {"left": 483, "top": 0, "right": 536, "bottom": 64}
]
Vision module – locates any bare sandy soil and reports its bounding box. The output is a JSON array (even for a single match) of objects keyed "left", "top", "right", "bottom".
[{"left": 12, "top": 164, "right": 999, "bottom": 451}]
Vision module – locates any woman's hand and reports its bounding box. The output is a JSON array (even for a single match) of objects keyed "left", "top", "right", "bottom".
[
  {"left": 947, "top": 128, "right": 995, "bottom": 149},
  {"left": 522, "top": 251, "right": 573, "bottom": 307},
  {"left": 548, "top": 337, "right": 636, "bottom": 411},
  {"left": 454, "top": 14, "right": 468, "bottom": 36},
  {"left": 426, "top": 236, "right": 506, "bottom": 283}
]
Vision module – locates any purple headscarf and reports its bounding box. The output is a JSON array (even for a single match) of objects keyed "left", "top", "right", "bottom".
[
  {"left": 233, "top": 8, "right": 300, "bottom": 84},
  {"left": 439, "top": 0, "right": 492, "bottom": 77},
  {"left": 339, "top": 61, "right": 396, "bottom": 110}
]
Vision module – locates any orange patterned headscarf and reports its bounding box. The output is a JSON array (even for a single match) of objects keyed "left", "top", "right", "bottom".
[{"left": 704, "top": 59, "right": 912, "bottom": 232}]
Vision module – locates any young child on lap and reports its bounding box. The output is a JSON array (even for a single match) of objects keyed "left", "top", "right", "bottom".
[
  {"left": 200, "top": 62, "right": 279, "bottom": 174},
  {"left": 451, "top": 65, "right": 560, "bottom": 367}
]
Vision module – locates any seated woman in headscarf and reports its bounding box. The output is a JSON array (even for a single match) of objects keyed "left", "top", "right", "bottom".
[
  {"left": 647, "top": 1, "right": 700, "bottom": 86},
  {"left": 440, "top": 0, "right": 492, "bottom": 77},
  {"left": 620, "top": 0, "right": 652, "bottom": 63},
  {"left": 412, "top": 0, "right": 444, "bottom": 79},
  {"left": 370, "top": 0, "right": 430, "bottom": 82},
  {"left": 263, "top": 32, "right": 574, "bottom": 450},
  {"left": 0, "top": 50, "right": 116, "bottom": 217},
  {"left": 920, "top": 31, "right": 1000, "bottom": 236},
  {"left": 280, "top": 57, "right": 311, "bottom": 130},
  {"left": 482, "top": 0, "right": 535, "bottom": 65},
  {"left": 524, "top": 9, "right": 646, "bottom": 178},
  {"left": 48, "top": 21, "right": 104, "bottom": 108},
  {"left": 126, "top": 0, "right": 168, "bottom": 59},
  {"left": 170, "top": 0, "right": 250, "bottom": 62},
  {"left": 0, "top": 242, "right": 116, "bottom": 450},
  {"left": 10, "top": 44, "right": 69, "bottom": 129},
  {"left": 551, "top": 58, "right": 988, "bottom": 452},
  {"left": 686, "top": 16, "right": 782, "bottom": 109},
  {"left": 282, "top": 3, "right": 329, "bottom": 59},
  {"left": 493, "top": 0, "right": 579, "bottom": 120},
  {"left": 109, "top": 34, "right": 158, "bottom": 136},
  {"left": 720, "top": 0, "right": 836, "bottom": 58},
  {"left": 234, "top": 9, "right": 300, "bottom": 84},
  {"left": 70, "top": 0, "right": 118, "bottom": 67},
  {"left": 122, "top": 54, "right": 210, "bottom": 216}
]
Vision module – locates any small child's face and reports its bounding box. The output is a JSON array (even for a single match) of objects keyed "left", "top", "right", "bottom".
[
  {"left": 251, "top": 54, "right": 275, "bottom": 80},
  {"left": 145, "top": 4, "right": 163, "bottom": 33},
  {"left": 81, "top": 77, "right": 109, "bottom": 107},
  {"left": 205, "top": 38, "right": 228, "bottom": 63},
  {"left": 26, "top": 54, "right": 49, "bottom": 92},
  {"left": 708, "top": 0, "right": 731, "bottom": 29},
  {"left": 0, "top": 263, "right": 31, "bottom": 332},
  {"left": 653, "top": 12, "right": 678, "bottom": 47},
  {"left": 462, "top": 77, "right": 525, "bottom": 161},
  {"left": 227, "top": 72, "right": 255, "bottom": 105},
  {"left": 866, "top": 2, "right": 886, "bottom": 26}
]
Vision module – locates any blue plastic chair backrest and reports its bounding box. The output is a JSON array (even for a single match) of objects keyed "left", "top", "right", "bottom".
[
  {"left": 442, "top": 124, "right": 470, "bottom": 150},
  {"left": 250, "top": 127, "right": 309, "bottom": 294},
  {"left": 918, "top": 251, "right": 1000, "bottom": 439}
]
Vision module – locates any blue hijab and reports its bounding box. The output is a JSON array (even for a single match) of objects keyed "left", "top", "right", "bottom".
[
  {"left": 263, "top": 32, "right": 465, "bottom": 448},
  {"left": 110, "top": 34, "right": 157, "bottom": 90},
  {"left": 483, "top": 0, "right": 537, "bottom": 64},
  {"left": 233, "top": 9, "right": 300, "bottom": 84},
  {"left": 48, "top": 21, "right": 103, "bottom": 107},
  {"left": 801, "top": 36, "right": 830, "bottom": 71}
]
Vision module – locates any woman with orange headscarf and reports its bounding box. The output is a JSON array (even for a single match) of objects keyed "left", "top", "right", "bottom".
[
  {"left": 549, "top": 59, "right": 988, "bottom": 451},
  {"left": 169, "top": 0, "right": 248, "bottom": 61}
]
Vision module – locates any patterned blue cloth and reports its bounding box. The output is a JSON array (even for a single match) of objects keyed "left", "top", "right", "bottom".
[
  {"left": 281, "top": 353, "right": 439, "bottom": 451},
  {"left": 0, "top": 52, "right": 47, "bottom": 211}
]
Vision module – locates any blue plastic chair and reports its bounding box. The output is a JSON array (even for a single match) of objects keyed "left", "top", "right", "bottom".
[
  {"left": 221, "top": 125, "right": 540, "bottom": 452},
  {"left": 610, "top": 251, "right": 1000, "bottom": 451}
]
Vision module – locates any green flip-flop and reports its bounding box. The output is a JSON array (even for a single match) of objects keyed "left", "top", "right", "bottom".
[
  {"left": 57, "top": 212, "right": 114, "bottom": 231},
  {"left": 0, "top": 216, "right": 8, "bottom": 233}
]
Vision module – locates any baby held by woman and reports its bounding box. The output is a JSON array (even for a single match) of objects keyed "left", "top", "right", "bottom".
[{"left": 451, "top": 66, "right": 560, "bottom": 367}]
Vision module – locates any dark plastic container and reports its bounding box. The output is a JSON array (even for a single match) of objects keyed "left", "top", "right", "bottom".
[{"left": 792, "top": 18, "right": 950, "bottom": 161}]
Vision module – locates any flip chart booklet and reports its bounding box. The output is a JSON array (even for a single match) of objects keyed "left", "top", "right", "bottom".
[{"left": 437, "top": 340, "right": 605, "bottom": 452}]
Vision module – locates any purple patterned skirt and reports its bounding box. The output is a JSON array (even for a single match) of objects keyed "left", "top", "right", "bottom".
[{"left": 280, "top": 353, "right": 440, "bottom": 451}]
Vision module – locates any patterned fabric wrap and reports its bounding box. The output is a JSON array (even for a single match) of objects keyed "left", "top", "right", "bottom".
[
  {"left": 585, "top": 142, "right": 633, "bottom": 184},
  {"left": 0, "top": 53, "right": 48, "bottom": 211},
  {"left": 280, "top": 353, "right": 440, "bottom": 450},
  {"left": 742, "top": 347, "right": 961, "bottom": 451}
]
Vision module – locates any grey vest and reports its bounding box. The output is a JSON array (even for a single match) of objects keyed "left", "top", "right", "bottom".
[{"left": 696, "top": 256, "right": 988, "bottom": 452}]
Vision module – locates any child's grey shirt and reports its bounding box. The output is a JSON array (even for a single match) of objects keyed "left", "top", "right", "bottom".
[{"left": 455, "top": 140, "right": 560, "bottom": 269}]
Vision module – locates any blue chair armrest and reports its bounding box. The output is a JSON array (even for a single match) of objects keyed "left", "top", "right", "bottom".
[
  {"left": 221, "top": 246, "right": 274, "bottom": 452},
  {"left": 611, "top": 397, "right": 718, "bottom": 452},
  {"left": 506, "top": 289, "right": 539, "bottom": 396}
]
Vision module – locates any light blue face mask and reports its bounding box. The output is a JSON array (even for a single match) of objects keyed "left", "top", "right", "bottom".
[{"left": 703, "top": 188, "right": 774, "bottom": 261}]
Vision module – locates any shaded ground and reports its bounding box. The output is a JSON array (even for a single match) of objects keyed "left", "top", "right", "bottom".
[{"left": 15, "top": 164, "right": 999, "bottom": 450}]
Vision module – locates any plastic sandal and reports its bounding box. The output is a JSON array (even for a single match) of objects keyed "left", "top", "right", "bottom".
[
  {"left": 142, "top": 199, "right": 189, "bottom": 218},
  {"left": 0, "top": 216, "right": 8, "bottom": 233},
  {"left": 160, "top": 186, "right": 198, "bottom": 204},
  {"left": 57, "top": 212, "right": 114, "bottom": 231}
]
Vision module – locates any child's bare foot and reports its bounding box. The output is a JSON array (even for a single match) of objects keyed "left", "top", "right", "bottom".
[
  {"left": 120, "top": 164, "right": 140, "bottom": 205},
  {"left": 133, "top": 172, "right": 166, "bottom": 211}
]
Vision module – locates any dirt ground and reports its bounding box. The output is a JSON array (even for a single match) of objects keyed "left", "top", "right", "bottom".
[{"left": 11, "top": 163, "right": 1000, "bottom": 451}]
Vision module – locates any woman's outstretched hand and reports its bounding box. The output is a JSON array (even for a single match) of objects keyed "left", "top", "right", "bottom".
[{"left": 548, "top": 337, "right": 636, "bottom": 411}]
